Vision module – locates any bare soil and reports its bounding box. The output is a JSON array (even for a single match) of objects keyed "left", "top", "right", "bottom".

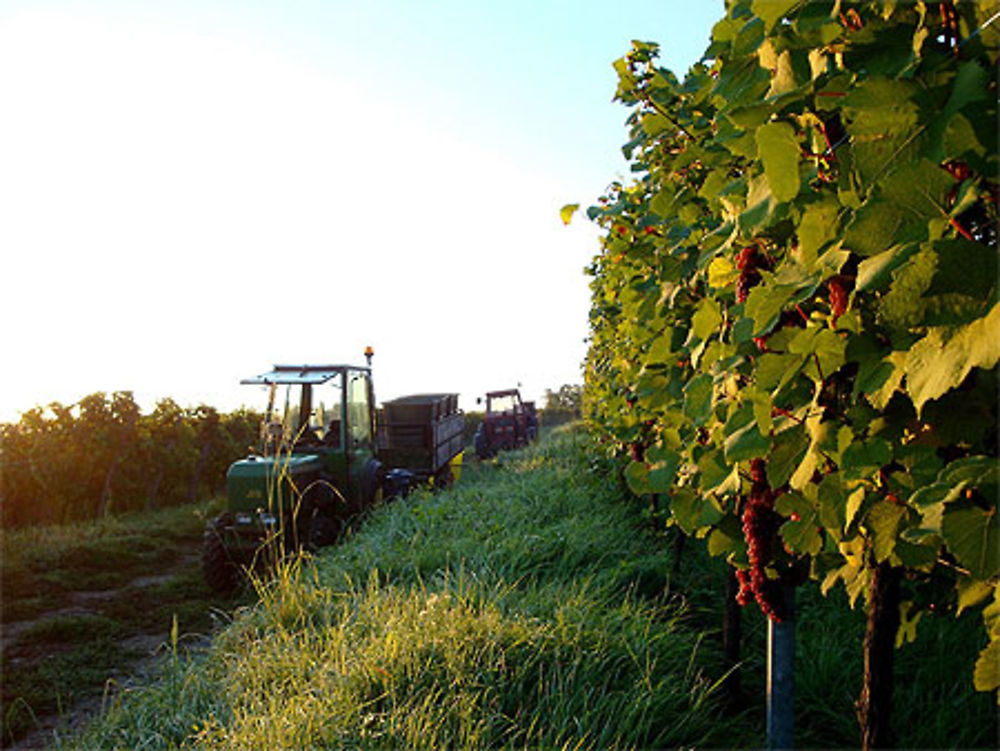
[{"left": 1, "top": 535, "right": 245, "bottom": 750}]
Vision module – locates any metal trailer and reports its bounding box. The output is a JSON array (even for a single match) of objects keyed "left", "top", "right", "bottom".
[{"left": 377, "top": 393, "right": 465, "bottom": 486}]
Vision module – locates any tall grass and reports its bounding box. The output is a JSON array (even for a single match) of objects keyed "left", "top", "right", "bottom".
[{"left": 65, "top": 428, "right": 741, "bottom": 749}]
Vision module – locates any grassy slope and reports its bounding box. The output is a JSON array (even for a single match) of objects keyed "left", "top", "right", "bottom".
[{"left": 62, "top": 427, "right": 996, "bottom": 750}]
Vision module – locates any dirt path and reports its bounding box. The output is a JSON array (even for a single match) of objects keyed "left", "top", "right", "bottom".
[
  {"left": 2, "top": 549, "right": 237, "bottom": 750},
  {"left": 2, "top": 565, "right": 185, "bottom": 652}
]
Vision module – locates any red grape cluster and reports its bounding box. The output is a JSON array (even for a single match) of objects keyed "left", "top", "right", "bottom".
[
  {"left": 828, "top": 275, "right": 850, "bottom": 324},
  {"left": 734, "top": 245, "right": 772, "bottom": 303},
  {"left": 736, "top": 458, "right": 786, "bottom": 621}
]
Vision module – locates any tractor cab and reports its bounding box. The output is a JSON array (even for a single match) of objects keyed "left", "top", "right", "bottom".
[
  {"left": 227, "top": 362, "right": 382, "bottom": 519},
  {"left": 246, "top": 364, "right": 375, "bottom": 456}
]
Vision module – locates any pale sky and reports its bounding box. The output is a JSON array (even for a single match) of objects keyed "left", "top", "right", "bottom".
[{"left": 1, "top": 1, "right": 721, "bottom": 421}]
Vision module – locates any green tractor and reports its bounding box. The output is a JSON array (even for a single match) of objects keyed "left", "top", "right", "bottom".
[{"left": 202, "top": 352, "right": 386, "bottom": 592}]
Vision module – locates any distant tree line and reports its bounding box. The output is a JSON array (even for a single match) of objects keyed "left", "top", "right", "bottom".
[
  {"left": 1, "top": 392, "right": 261, "bottom": 528},
  {"left": 540, "top": 384, "right": 582, "bottom": 426}
]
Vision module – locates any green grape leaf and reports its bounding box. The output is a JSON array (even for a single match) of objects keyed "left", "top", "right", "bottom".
[
  {"left": 765, "top": 49, "right": 799, "bottom": 99},
  {"left": 841, "top": 77, "right": 922, "bottom": 189},
  {"left": 724, "top": 421, "right": 770, "bottom": 463},
  {"left": 726, "top": 102, "right": 774, "bottom": 130},
  {"left": 647, "top": 443, "right": 681, "bottom": 493},
  {"left": 707, "top": 515, "right": 745, "bottom": 557},
  {"left": 957, "top": 578, "right": 995, "bottom": 617},
  {"left": 708, "top": 256, "right": 738, "bottom": 288},
  {"left": 739, "top": 172, "right": 781, "bottom": 234},
  {"left": 941, "top": 506, "right": 1000, "bottom": 580},
  {"left": 853, "top": 349, "right": 906, "bottom": 410},
  {"left": 691, "top": 298, "right": 723, "bottom": 341},
  {"left": 880, "top": 159, "right": 953, "bottom": 225},
  {"left": 844, "top": 197, "right": 922, "bottom": 258},
  {"left": 904, "top": 302, "right": 1000, "bottom": 414},
  {"left": 908, "top": 483, "right": 949, "bottom": 509},
  {"left": 796, "top": 196, "right": 842, "bottom": 266},
  {"left": 941, "top": 456, "right": 998, "bottom": 488},
  {"left": 748, "top": 387, "right": 773, "bottom": 435},
  {"left": 624, "top": 461, "right": 651, "bottom": 496},
  {"left": 767, "top": 424, "right": 809, "bottom": 489},
  {"left": 866, "top": 500, "right": 908, "bottom": 563},
  {"left": 711, "top": 15, "right": 739, "bottom": 44},
  {"left": 559, "top": 203, "right": 580, "bottom": 226},
  {"left": 894, "top": 537, "right": 939, "bottom": 569},
  {"left": 756, "top": 352, "right": 804, "bottom": 391},
  {"left": 943, "top": 60, "right": 990, "bottom": 117},
  {"left": 788, "top": 327, "right": 847, "bottom": 382},
  {"left": 855, "top": 243, "right": 920, "bottom": 293},
  {"left": 813, "top": 476, "right": 844, "bottom": 543},
  {"left": 780, "top": 515, "right": 823, "bottom": 556},
  {"left": 921, "top": 239, "right": 998, "bottom": 324},
  {"left": 745, "top": 280, "right": 796, "bottom": 335},
  {"left": 896, "top": 601, "right": 922, "bottom": 647},
  {"left": 751, "top": 0, "right": 799, "bottom": 32},
  {"left": 683, "top": 373, "right": 714, "bottom": 425},
  {"left": 641, "top": 112, "right": 672, "bottom": 138},
  {"left": 942, "top": 113, "right": 986, "bottom": 162},
  {"left": 984, "top": 585, "right": 1000, "bottom": 638},
  {"left": 973, "top": 638, "right": 1000, "bottom": 692},
  {"left": 879, "top": 248, "right": 937, "bottom": 328},
  {"left": 670, "top": 487, "right": 722, "bottom": 535},
  {"left": 775, "top": 491, "right": 815, "bottom": 519},
  {"left": 843, "top": 159, "right": 952, "bottom": 258},
  {"left": 755, "top": 121, "right": 801, "bottom": 202},
  {"left": 651, "top": 185, "right": 678, "bottom": 217},
  {"left": 842, "top": 437, "right": 892, "bottom": 474},
  {"left": 699, "top": 448, "right": 735, "bottom": 492}
]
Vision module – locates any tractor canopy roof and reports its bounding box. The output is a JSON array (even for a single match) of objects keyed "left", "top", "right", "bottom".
[
  {"left": 486, "top": 389, "right": 522, "bottom": 399},
  {"left": 241, "top": 364, "right": 370, "bottom": 385}
]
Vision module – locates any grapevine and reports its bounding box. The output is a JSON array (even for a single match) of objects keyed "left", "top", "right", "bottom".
[{"left": 577, "top": 0, "right": 1000, "bottom": 732}]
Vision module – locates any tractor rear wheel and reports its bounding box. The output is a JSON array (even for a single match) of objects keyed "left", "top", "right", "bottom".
[
  {"left": 474, "top": 426, "right": 493, "bottom": 460},
  {"left": 361, "top": 459, "right": 385, "bottom": 509},
  {"left": 202, "top": 513, "right": 242, "bottom": 593}
]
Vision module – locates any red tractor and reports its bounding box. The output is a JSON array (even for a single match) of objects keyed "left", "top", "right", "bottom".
[{"left": 474, "top": 388, "right": 538, "bottom": 459}]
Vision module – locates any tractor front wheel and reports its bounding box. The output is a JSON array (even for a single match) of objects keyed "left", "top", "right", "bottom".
[
  {"left": 202, "top": 513, "right": 242, "bottom": 593},
  {"left": 308, "top": 514, "right": 342, "bottom": 549}
]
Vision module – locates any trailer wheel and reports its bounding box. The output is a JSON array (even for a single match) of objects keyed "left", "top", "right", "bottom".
[
  {"left": 202, "top": 513, "right": 242, "bottom": 593},
  {"left": 433, "top": 464, "right": 454, "bottom": 489}
]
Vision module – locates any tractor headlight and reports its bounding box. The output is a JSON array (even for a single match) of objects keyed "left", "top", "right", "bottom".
[
  {"left": 259, "top": 513, "right": 278, "bottom": 527},
  {"left": 235, "top": 512, "right": 253, "bottom": 525}
]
